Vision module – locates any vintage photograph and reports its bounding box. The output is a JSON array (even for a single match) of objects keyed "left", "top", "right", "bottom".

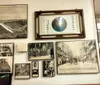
[
  {"left": 43, "top": 60, "right": 55, "bottom": 77},
  {"left": 28, "top": 42, "right": 54, "bottom": 60},
  {"left": 15, "top": 63, "right": 30, "bottom": 79},
  {"left": 56, "top": 40, "right": 99, "bottom": 74},
  {"left": 0, "top": 43, "right": 14, "bottom": 57},
  {"left": 0, "top": 43, "right": 14, "bottom": 73},
  {"left": 0, "top": 4, "right": 27, "bottom": 39},
  {"left": 32, "top": 61, "right": 39, "bottom": 78},
  {"left": 35, "top": 9, "right": 85, "bottom": 39}
]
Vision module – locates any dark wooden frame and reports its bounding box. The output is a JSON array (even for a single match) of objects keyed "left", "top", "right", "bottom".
[
  {"left": 14, "top": 63, "right": 31, "bottom": 80},
  {"left": 42, "top": 60, "right": 55, "bottom": 77},
  {"left": 31, "top": 61, "right": 39, "bottom": 78},
  {"left": 34, "top": 9, "right": 85, "bottom": 40}
]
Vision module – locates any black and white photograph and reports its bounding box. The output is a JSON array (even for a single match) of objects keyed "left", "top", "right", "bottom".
[
  {"left": 28, "top": 42, "right": 54, "bottom": 60},
  {"left": 97, "top": 30, "right": 100, "bottom": 43},
  {"left": 43, "top": 60, "right": 55, "bottom": 77},
  {"left": 0, "top": 73, "right": 12, "bottom": 85},
  {"left": 32, "top": 61, "right": 39, "bottom": 78},
  {"left": 56, "top": 40, "right": 99, "bottom": 74},
  {"left": 14, "top": 63, "right": 30, "bottom": 79},
  {"left": 0, "top": 4, "right": 28, "bottom": 39},
  {"left": 35, "top": 9, "right": 85, "bottom": 39},
  {"left": 0, "top": 43, "right": 14, "bottom": 57},
  {"left": 0, "top": 58, "right": 12, "bottom": 73},
  {"left": 0, "top": 43, "right": 14, "bottom": 73}
]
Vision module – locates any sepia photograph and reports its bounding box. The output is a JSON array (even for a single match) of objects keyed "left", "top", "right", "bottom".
[
  {"left": 32, "top": 61, "right": 39, "bottom": 78},
  {"left": 35, "top": 9, "right": 85, "bottom": 39},
  {"left": 97, "top": 29, "right": 100, "bottom": 43},
  {"left": 0, "top": 43, "right": 14, "bottom": 57},
  {"left": 28, "top": 42, "right": 54, "bottom": 60},
  {"left": 0, "top": 43, "right": 14, "bottom": 73},
  {"left": 0, "top": 4, "right": 28, "bottom": 39},
  {"left": 56, "top": 40, "right": 99, "bottom": 74},
  {"left": 14, "top": 63, "right": 30, "bottom": 79},
  {"left": 43, "top": 60, "right": 55, "bottom": 77}
]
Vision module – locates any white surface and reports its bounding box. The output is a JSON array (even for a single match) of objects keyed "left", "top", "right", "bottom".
[{"left": 0, "top": 0, "right": 100, "bottom": 85}]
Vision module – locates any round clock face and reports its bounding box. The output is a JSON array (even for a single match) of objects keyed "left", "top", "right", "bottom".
[{"left": 52, "top": 17, "right": 67, "bottom": 32}]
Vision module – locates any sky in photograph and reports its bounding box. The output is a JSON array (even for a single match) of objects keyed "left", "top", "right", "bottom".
[{"left": 0, "top": 5, "right": 27, "bottom": 20}]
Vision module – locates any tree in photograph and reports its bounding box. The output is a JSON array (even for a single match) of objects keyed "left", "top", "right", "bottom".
[{"left": 80, "top": 41, "right": 97, "bottom": 63}]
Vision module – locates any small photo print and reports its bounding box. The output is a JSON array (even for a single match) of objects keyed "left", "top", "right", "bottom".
[
  {"left": 0, "top": 43, "right": 14, "bottom": 57},
  {"left": 15, "top": 63, "right": 30, "bottom": 79},
  {"left": 28, "top": 42, "right": 54, "bottom": 60},
  {"left": 56, "top": 40, "right": 99, "bottom": 74},
  {"left": 0, "top": 58, "right": 12, "bottom": 73},
  {"left": 43, "top": 60, "right": 55, "bottom": 77},
  {"left": 32, "top": 61, "right": 39, "bottom": 78}
]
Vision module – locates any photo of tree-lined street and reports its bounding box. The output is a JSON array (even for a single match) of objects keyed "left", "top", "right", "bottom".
[{"left": 56, "top": 40, "right": 98, "bottom": 74}]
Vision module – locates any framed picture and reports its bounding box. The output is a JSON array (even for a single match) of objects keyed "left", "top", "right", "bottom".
[
  {"left": 28, "top": 42, "right": 54, "bottom": 61},
  {"left": 35, "top": 9, "right": 85, "bottom": 39},
  {"left": 56, "top": 40, "right": 99, "bottom": 74},
  {"left": 31, "top": 61, "right": 39, "bottom": 78},
  {"left": 14, "top": 63, "right": 30, "bottom": 79},
  {"left": 43, "top": 60, "right": 55, "bottom": 77},
  {"left": 0, "top": 73, "right": 12, "bottom": 85},
  {"left": 0, "top": 43, "right": 14, "bottom": 73},
  {"left": 0, "top": 4, "right": 28, "bottom": 39}
]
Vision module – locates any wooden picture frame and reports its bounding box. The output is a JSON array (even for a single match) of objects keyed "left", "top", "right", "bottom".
[
  {"left": 28, "top": 42, "right": 54, "bottom": 61},
  {"left": 0, "top": 4, "right": 28, "bottom": 39},
  {"left": 14, "top": 63, "right": 30, "bottom": 80},
  {"left": 35, "top": 9, "right": 85, "bottom": 39},
  {"left": 0, "top": 43, "right": 14, "bottom": 74},
  {"left": 43, "top": 60, "right": 55, "bottom": 77},
  {"left": 31, "top": 61, "right": 39, "bottom": 78},
  {"left": 56, "top": 40, "right": 99, "bottom": 74}
]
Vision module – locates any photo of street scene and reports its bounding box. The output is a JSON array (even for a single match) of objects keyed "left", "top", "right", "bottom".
[{"left": 56, "top": 40, "right": 99, "bottom": 74}]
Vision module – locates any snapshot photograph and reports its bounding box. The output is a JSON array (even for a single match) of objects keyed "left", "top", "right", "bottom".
[
  {"left": 28, "top": 42, "right": 54, "bottom": 60},
  {"left": 15, "top": 63, "right": 30, "bottom": 79},
  {"left": 0, "top": 43, "right": 14, "bottom": 57},
  {"left": 43, "top": 60, "right": 55, "bottom": 77},
  {"left": 56, "top": 40, "right": 99, "bottom": 74},
  {"left": 0, "top": 4, "right": 27, "bottom": 39},
  {"left": 32, "top": 61, "right": 39, "bottom": 78}
]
